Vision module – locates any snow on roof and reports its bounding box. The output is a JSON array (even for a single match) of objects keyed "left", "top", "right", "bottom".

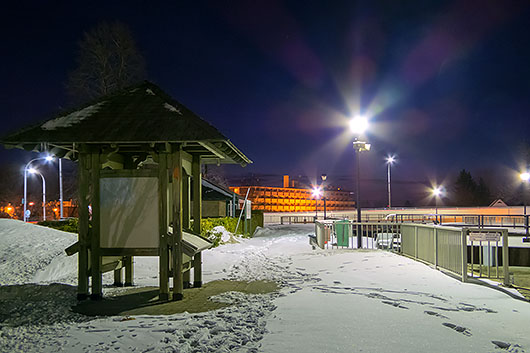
[
  {"left": 41, "top": 102, "right": 106, "bottom": 130},
  {"left": 163, "top": 102, "right": 182, "bottom": 115}
]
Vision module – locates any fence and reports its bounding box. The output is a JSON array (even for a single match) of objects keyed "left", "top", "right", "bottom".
[{"left": 313, "top": 220, "right": 510, "bottom": 285}]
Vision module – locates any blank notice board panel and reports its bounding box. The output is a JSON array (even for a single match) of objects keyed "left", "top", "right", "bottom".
[{"left": 100, "top": 177, "right": 159, "bottom": 248}]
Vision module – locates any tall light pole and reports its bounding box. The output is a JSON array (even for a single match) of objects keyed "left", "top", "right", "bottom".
[
  {"left": 312, "top": 187, "right": 322, "bottom": 220},
  {"left": 350, "top": 115, "right": 370, "bottom": 249},
  {"left": 321, "top": 174, "right": 327, "bottom": 219},
  {"left": 59, "top": 158, "right": 64, "bottom": 219},
  {"left": 28, "top": 168, "right": 46, "bottom": 221},
  {"left": 431, "top": 186, "right": 444, "bottom": 224},
  {"left": 23, "top": 155, "right": 53, "bottom": 222},
  {"left": 386, "top": 156, "right": 396, "bottom": 208},
  {"left": 520, "top": 172, "right": 529, "bottom": 239}
]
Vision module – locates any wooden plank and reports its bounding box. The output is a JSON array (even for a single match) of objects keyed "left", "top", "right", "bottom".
[
  {"left": 172, "top": 147, "right": 184, "bottom": 300},
  {"left": 90, "top": 152, "right": 103, "bottom": 300},
  {"left": 158, "top": 153, "right": 169, "bottom": 301},
  {"left": 100, "top": 248, "right": 159, "bottom": 256},
  {"left": 77, "top": 152, "right": 90, "bottom": 300},
  {"left": 100, "top": 169, "right": 158, "bottom": 178},
  {"left": 192, "top": 154, "right": 203, "bottom": 287}
]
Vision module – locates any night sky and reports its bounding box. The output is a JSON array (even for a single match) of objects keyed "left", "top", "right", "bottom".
[{"left": 2, "top": 1, "right": 530, "bottom": 203}]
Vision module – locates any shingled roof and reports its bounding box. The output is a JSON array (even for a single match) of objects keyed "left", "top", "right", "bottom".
[{"left": 1, "top": 81, "right": 251, "bottom": 166}]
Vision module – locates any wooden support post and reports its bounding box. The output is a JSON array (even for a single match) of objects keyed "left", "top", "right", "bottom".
[
  {"left": 77, "top": 152, "right": 90, "bottom": 300},
  {"left": 192, "top": 155, "right": 203, "bottom": 288},
  {"left": 124, "top": 256, "right": 134, "bottom": 286},
  {"left": 182, "top": 172, "right": 191, "bottom": 288},
  {"left": 113, "top": 268, "right": 123, "bottom": 287},
  {"left": 90, "top": 152, "right": 102, "bottom": 300},
  {"left": 172, "top": 147, "right": 184, "bottom": 301},
  {"left": 158, "top": 153, "right": 169, "bottom": 301},
  {"left": 502, "top": 229, "right": 510, "bottom": 286},
  {"left": 183, "top": 173, "right": 190, "bottom": 230}
]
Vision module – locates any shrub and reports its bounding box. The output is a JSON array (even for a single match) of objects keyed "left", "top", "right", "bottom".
[{"left": 38, "top": 218, "right": 79, "bottom": 233}]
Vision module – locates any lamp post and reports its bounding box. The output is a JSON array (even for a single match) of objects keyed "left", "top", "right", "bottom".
[
  {"left": 59, "top": 158, "right": 64, "bottom": 219},
  {"left": 350, "top": 115, "right": 370, "bottom": 249},
  {"left": 23, "top": 156, "right": 53, "bottom": 222},
  {"left": 431, "top": 186, "right": 444, "bottom": 224},
  {"left": 28, "top": 168, "right": 46, "bottom": 221},
  {"left": 520, "top": 172, "right": 530, "bottom": 239},
  {"left": 386, "top": 156, "right": 396, "bottom": 208},
  {"left": 312, "top": 187, "right": 322, "bottom": 221},
  {"left": 321, "top": 174, "right": 327, "bottom": 219}
]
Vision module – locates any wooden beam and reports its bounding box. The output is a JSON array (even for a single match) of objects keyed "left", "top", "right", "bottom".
[
  {"left": 171, "top": 147, "right": 184, "bottom": 301},
  {"left": 90, "top": 152, "right": 103, "bottom": 300},
  {"left": 77, "top": 152, "right": 90, "bottom": 300},
  {"left": 158, "top": 153, "right": 170, "bottom": 301},
  {"left": 192, "top": 154, "right": 203, "bottom": 288}
]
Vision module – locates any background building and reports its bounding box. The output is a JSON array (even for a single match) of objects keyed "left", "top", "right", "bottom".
[{"left": 230, "top": 175, "right": 355, "bottom": 212}]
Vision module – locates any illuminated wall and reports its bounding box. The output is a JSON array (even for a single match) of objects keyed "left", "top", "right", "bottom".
[{"left": 230, "top": 186, "right": 355, "bottom": 212}]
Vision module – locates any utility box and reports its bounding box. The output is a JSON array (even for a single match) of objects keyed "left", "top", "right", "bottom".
[{"left": 335, "top": 220, "right": 350, "bottom": 247}]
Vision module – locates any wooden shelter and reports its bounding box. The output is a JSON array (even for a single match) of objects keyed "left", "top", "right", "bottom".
[{"left": 1, "top": 81, "right": 251, "bottom": 301}]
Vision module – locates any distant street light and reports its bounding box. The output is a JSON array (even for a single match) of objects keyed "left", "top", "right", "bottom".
[
  {"left": 431, "top": 186, "right": 444, "bottom": 224},
  {"left": 386, "top": 155, "right": 396, "bottom": 208},
  {"left": 28, "top": 168, "right": 47, "bottom": 221},
  {"left": 520, "top": 172, "right": 530, "bottom": 240},
  {"left": 312, "top": 186, "right": 322, "bottom": 220},
  {"left": 23, "top": 156, "right": 53, "bottom": 222},
  {"left": 321, "top": 174, "right": 327, "bottom": 219},
  {"left": 350, "top": 115, "right": 371, "bottom": 249}
]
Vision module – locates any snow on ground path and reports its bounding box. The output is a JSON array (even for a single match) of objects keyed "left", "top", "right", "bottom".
[
  {"left": 1, "top": 222, "right": 530, "bottom": 352},
  {"left": 261, "top": 244, "right": 530, "bottom": 353}
]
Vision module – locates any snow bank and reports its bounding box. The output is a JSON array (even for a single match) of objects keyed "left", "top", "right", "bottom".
[{"left": 0, "top": 219, "right": 77, "bottom": 285}]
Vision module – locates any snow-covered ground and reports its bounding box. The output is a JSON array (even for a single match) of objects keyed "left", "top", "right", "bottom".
[{"left": 1, "top": 219, "right": 529, "bottom": 352}]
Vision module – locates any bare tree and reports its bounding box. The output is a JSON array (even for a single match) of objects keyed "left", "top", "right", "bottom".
[{"left": 67, "top": 21, "right": 146, "bottom": 103}]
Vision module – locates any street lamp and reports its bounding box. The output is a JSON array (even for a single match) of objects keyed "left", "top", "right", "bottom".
[
  {"left": 520, "top": 172, "right": 530, "bottom": 240},
  {"left": 23, "top": 155, "right": 53, "bottom": 222},
  {"left": 431, "top": 186, "right": 444, "bottom": 224},
  {"left": 386, "top": 155, "right": 396, "bottom": 208},
  {"left": 28, "top": 168, "right": 47, "bottom": 221},
  {"left": 321, "top": 174, "right": 327, "bottom": 219},
  {"left": 350, "top": 114, "right": 371, "bottom": 249},
  {"left": 312, "top": 186, "right": 322, "bottom": 220}
]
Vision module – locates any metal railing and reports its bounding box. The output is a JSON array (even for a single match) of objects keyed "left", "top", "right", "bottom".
[
  {"left": 313, "top": 220, "right": 510, "bottom": 285},
  {"left": 314, "top": 220, "right": 401, "bottom": 251}
]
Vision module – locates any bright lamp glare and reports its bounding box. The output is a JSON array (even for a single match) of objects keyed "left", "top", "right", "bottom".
[
  {"left": 386, "top": 156, "right": 396, "bottom": 164},
  {"left": 349, "top": 115, "right": 368, "bottom": 135},
  {"left": 45, "top": 156, "right": 53, "bottom": 162},
  {"left": 28, "top": 168, "right": 38, "bottom": 174},
  {"left": 521, "top": 172, "right": 530, "bottom": 182},
  {"left": 432, "top": 186, "right": 443, "bottom": 197},
  {"left": 312, "top": 187, "right": 322, "bottom": 198}
]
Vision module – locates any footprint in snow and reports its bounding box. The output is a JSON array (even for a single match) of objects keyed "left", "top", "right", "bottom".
[
  {"left": 424, "top": 310, "right": 448, "bottom": 319},
  {"left": 442, "top": 322, "right": 472, "bottom": 336},
  {"left": 333, "top": 281, "right": 341, "bottom": 284},
  {"left": 382, "top": 301, "right": 408, "bottom": 309},
  {"left": 492, "top": 341, "right": 525, "bottom": 353}
]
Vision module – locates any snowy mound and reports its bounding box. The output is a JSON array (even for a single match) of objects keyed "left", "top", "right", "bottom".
[{"left": 0, "top": 219, "right": 77, "bottom": 285}]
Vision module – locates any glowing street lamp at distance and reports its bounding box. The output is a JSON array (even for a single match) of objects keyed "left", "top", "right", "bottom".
[
  {"left": 28, "top": 167, "right": 47, "bottom": 221},
  {"left": 312, "top": 187, "right": 322, "bottom": 220},
  {"left": 431, "top": 186, "right": 444, "bottom": 224},
  {"left": 520, "top": 172, "right": 530, "bottom": 239},
  {"left": 23, "top": 155, "right": 54, "bottom": 222},
  {"left": 386, "top": 155, "right": 396, "bottom": 208}
]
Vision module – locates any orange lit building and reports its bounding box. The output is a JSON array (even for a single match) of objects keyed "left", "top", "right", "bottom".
[{"left": 230, "top": 176, "right": 355, "bottom": 212}]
